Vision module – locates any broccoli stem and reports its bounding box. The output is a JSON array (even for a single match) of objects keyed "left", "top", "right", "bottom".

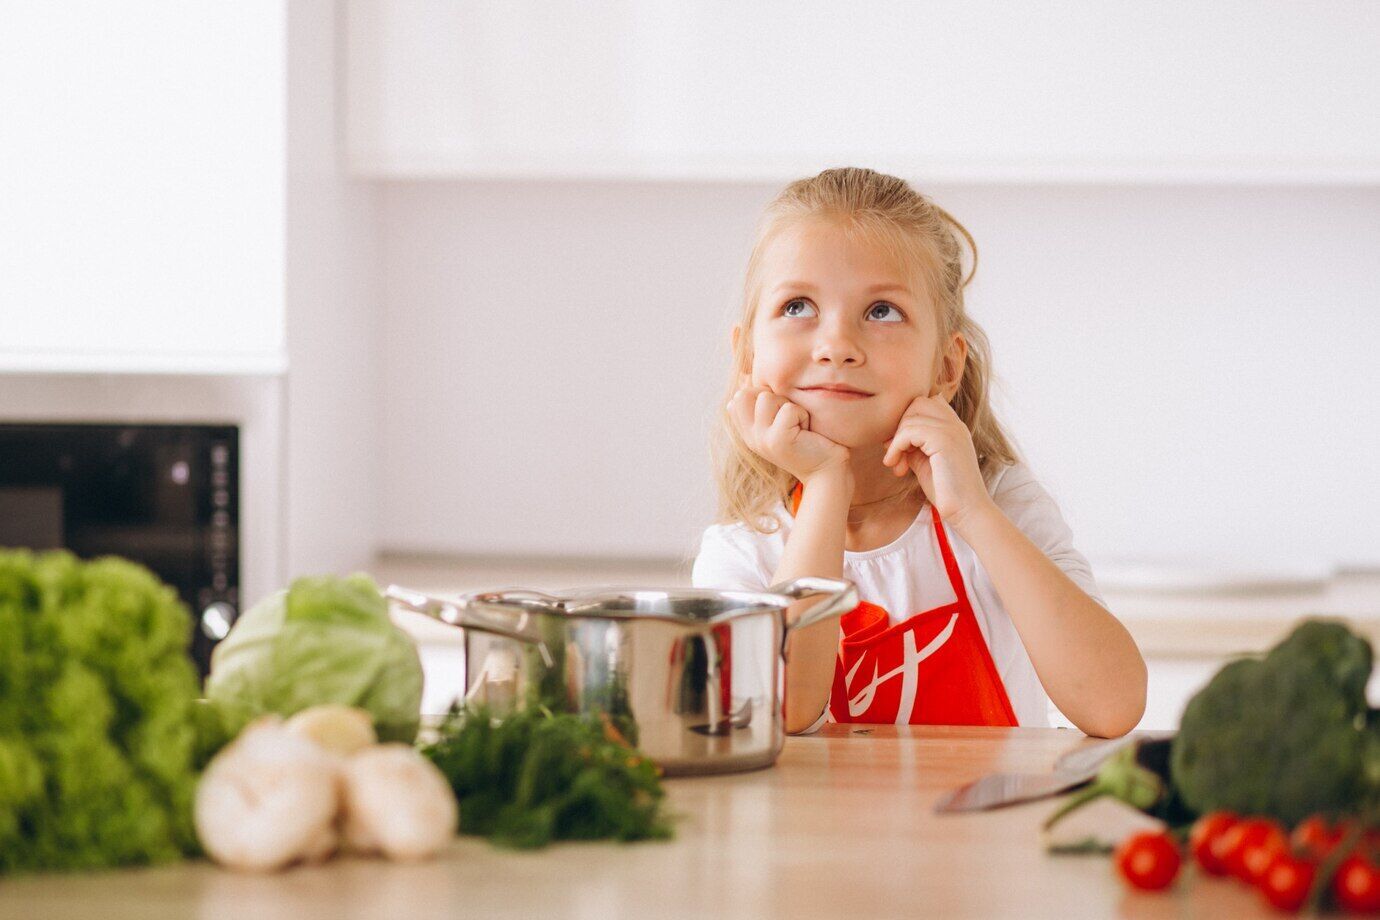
[
  {"left": 1042, "top": 784, "right": 1105, "bottom": 831},
  {"left": 1043, "top": 744, "right": 1164, "bottom": 832}
]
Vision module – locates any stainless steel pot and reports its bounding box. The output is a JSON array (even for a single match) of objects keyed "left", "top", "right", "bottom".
[{"left": 385, "top": 578, "right": 857, "bottom": 775}]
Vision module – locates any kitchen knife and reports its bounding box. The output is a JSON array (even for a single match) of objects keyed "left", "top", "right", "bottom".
[{"left": 932, "top": 731, "right": 1173, "bottom": 814}]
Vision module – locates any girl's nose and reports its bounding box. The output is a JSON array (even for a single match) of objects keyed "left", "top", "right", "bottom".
[{"left": 812, "top": 322, "right": 862, "bottom": 366}]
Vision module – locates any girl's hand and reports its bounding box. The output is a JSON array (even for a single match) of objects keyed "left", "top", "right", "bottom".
[
  {"left": 727, "top": 377, "right": 850, "bottom": 485},
  {"left": 882, "top": 393, "right": 995, "bottom": 529}
]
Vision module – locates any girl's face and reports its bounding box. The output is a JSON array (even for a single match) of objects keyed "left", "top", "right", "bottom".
[{"left": 737, "top": 217, "right": 955, "bottom": 449}]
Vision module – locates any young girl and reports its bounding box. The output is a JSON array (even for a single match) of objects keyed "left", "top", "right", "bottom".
[{"left": 692, "top": 167, "right": 1146, "bottom": 738}]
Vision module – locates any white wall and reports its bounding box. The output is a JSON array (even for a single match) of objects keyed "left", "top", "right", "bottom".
[
  {"left": 378, "top": 181, "right": 1380, "bottom": 580},
  {"left": 345, "top": 0, "right": 1380, "bottom": 184},
  {"left": 0, "top": 2, "right": 286, "bottom": 373},
  {"left": 284, "top": 0, "right": 382, "bottom": 578},
  {"left": 378, "top": 180, "right": 757, "bottom": 564}
]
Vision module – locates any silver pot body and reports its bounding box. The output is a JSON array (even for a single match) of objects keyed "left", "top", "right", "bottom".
[{"left": 386, "top": 578, "right": 857, "bottom": 775}]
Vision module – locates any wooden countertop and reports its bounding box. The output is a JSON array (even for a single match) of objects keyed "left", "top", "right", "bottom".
[{"left": 0, "top": 725, "right": 1284, "bottom": 919}]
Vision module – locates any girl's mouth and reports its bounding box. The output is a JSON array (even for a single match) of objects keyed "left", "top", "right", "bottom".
[{"left": 798, "top": 387, "right": 873, "bottom": 401}]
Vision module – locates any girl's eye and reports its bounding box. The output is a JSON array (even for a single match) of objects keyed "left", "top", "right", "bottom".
[
  {"left": 868, "top": 302, "right": 904, "bottom": 323},
  {"left": 780, "top": 299, "right": 904, "bottom": 322}
]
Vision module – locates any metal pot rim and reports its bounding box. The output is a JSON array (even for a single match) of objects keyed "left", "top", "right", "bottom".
[
  {"left": 388, "top": 577, "right": 857, "bottom": 649},
  {"left": 519, "top": 586, "right": 796, "bottom": 626}
]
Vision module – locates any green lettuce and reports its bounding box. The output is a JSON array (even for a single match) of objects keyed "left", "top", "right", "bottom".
[
  {"left": 205, "top": 574, "right": 423, "bottom": 744},
  {"left": 0, "top": 549, "right": 202, "bottom": 873}
]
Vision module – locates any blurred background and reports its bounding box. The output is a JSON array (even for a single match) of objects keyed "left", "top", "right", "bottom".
[{"left": 2, "top": 1, "right": 1377, "bottom": 727}]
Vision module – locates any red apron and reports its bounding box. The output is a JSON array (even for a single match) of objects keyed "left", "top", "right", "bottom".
[{"left": 790, "top": 484, "right": 1019, "bottom": 727}]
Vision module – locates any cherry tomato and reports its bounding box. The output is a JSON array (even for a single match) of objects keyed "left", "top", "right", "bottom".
[
  {"left": 1334, "top": 854, "right": 1380, "bottom": 914},
  {"left": 1209, "top": 816, "right": 1258, "bottom": 876},
  {"left": 1291, "top": 815, "right": 1344, "bottom": 861},
  {"left": 1190, "top": 811, "right": 1239, "bottom": 876},
  {"left": 1219, "top": 818, "right": 1288, "bottom": 882},
  {"left": 1115, "top": 830, "right": 1182, "bottom": 891},
  {"left": 1259, "top": 851, "right": 1316, "bottom": 913},
  {"left": 1242, "top": 831, "right": 1291, "bottom": 885}
]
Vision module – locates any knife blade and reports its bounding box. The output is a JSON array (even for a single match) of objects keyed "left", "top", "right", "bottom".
[
  {"left": 932, "top": 763, "right": 1101, "bottom": 813},
  {"left": 933, "top": 731, "right": 1174, "bottom": 814}
]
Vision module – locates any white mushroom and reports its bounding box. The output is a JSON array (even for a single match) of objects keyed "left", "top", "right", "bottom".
[
  {"left": 194, "top": 716, "right": 342, "bottom": 872},
  {"left": 298, "top": 823, "right": 339, "bottom": 864},
  {"left": 341, "top": 743, "right": 458, "bottom": 861},
  {"left": 285, "top": 704, "right": 378, "bottom": 756}
]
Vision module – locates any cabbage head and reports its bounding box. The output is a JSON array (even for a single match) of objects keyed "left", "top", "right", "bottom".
[{"left": 205, "top": 574, "right": 423, "bottom": 744}]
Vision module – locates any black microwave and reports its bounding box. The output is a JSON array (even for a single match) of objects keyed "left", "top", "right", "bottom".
[{"left": 0, "top": 423, "right": 239, "bottom": 676}]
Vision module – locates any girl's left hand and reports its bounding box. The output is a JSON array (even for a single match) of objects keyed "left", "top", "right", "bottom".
[{"left": 882, "top": 393, "right": 995, "bottom": 529}]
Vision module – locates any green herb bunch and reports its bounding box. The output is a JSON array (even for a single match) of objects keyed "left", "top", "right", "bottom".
[{"left": 421, "top": 703, "right": 673, "bottom": 850}]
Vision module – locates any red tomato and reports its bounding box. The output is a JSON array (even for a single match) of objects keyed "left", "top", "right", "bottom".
[
  {"left": 1190, "top": 812, "right": 1239, "bottom": 876},
  {"left": 1291, "top": 815, "right": 1343, "bottom": 861},
  {"left": 1242, "top": 833, "right": 1291, "bottom": 885},
  {"left": 1219, "top": 818, "right": 1288, "bottom": 882},
  {"left": 1115, "top": 831, "right": 1182, "bottom": 891},
  {"left": 1208, "top": 821, "right": 1249, "bottom": 875},
  {"left": 1334, "top": 855, "right": 1380, "bottom": 913},
  {"left": 1259, "top": 851, "right": 1316, "bottom": 913}
]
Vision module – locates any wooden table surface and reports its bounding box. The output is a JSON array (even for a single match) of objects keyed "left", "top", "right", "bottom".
[{"left": 0, "top": 724, "right": 1275, "bottom": 920}]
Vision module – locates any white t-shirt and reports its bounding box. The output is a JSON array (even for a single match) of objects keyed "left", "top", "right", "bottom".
[{"left": 690, "top": 462, "right": 1108, "bottom": 730}]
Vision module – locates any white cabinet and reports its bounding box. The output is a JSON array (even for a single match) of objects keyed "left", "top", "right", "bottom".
[
  {"left": 0, "top": 3, "right": 287, "bottom": 375},
  {"left": 345, "top": 1, "right": 1380, "bottom": 184}
]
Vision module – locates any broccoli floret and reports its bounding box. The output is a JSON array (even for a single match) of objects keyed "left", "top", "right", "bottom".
[
  {"left": 1170, "top": 619, "right": 1378, "bottom": 826},
  {"left": 1268, "top": 619, "right": 1373, "bottom": 711}
]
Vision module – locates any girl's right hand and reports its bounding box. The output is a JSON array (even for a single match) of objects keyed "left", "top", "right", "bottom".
[{"left": 726, "top": 377, "right": 851, "bottom": 484}]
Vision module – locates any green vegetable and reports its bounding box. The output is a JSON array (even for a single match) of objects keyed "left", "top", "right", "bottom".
[
  {"left": 421, "top": 704, "right": 673, "bottom": 849},
  {"left": 1043, "top": 744, "right": 1164, "bottom": 833},
  {"left": 1170, "top": 618, "right": 1380, "bottom": 826},
  {"left": 205, "top": 574, "right": 423, "bottom": 744},
  {"left": 0, "top": 549, "right": 202, "bottom": 873},
  {"left": 1043, "top": 743, "right": 1164, "bottom": 831}
]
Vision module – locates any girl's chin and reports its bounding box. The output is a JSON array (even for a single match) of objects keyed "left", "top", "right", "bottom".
[{"left": 809, "top": 425, "right": 891, "bottom": 452}]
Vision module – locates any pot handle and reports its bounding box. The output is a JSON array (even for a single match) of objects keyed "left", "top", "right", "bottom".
[
  {"left": 385, "top": 584, "right": 555, "bottom": 667},
  {"left": 765, "top": 576, "right": 858, "bottom": 652}
]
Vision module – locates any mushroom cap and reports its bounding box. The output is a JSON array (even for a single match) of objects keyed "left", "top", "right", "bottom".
[
  {"left": 341, "top": 743, "right": 457, "bottom": 861},
  {"left": 286, "top": 705, "right": 378, "bottom": 756},
  {"left": 194, "top": 717, "right": 342, "bottom": 872}
]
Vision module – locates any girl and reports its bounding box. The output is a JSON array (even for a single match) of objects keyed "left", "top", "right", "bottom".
[{"left": 692, "top": 167, "right": 1146, "bottom": 738}]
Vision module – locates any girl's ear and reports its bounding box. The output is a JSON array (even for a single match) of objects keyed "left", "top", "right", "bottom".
[{"left": 939, "top": 333, "right": 968, "bottom": 399}]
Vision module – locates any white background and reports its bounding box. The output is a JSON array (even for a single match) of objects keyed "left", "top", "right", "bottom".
[
  {"left": 375, "top": 180, "right": 1380, "bottom": 581},
  {"left": 0, "top": 3, "right": 286, "bottom": 372},
  {"left": 2, "top": 1, "right": 1377, "bottom": 589}
]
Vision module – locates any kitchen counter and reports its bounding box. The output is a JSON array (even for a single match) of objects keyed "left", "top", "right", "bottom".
[{"left": 1, "top": 725, "right": 1279, "bottom": 919}]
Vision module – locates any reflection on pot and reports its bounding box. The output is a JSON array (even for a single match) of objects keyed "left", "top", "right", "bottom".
[{"left": 671, "top": 624, "right": 748, "bottom": 736}]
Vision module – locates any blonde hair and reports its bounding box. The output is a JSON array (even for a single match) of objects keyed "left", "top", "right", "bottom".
[{"left": 711, "top": 166, "right": 1020, "bottom": 533}]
